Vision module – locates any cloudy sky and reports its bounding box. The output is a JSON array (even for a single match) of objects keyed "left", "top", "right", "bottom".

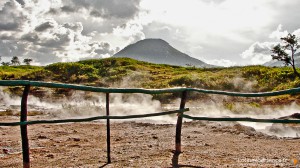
[{"left": 0, "top": 0, "right": 300, "bottom": 66}]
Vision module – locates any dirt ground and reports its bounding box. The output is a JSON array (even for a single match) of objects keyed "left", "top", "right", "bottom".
[{"left": 1, "top": 116, "right": 300, "bottom": 168}]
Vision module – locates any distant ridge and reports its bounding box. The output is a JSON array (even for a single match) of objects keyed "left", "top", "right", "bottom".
[
  {"left": 264, "top": 53, "right": 300, "bottom": 67},
  {"left": 113, "top": 38, "right": 213, "bottom": 67}
]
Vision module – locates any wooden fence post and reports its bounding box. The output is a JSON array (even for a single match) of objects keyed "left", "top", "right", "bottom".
[
  {"left": 20, "top": 85, "right": 30, "bottom": 168},
  {"left": 172, "top": 90, "right": 188, "bottom": 167},
  {"left": 106, "top": 93, "right": 111, "bottom": 163}
]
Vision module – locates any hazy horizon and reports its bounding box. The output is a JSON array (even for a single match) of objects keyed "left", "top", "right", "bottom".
[{"left": 0, "top": 0, "right": 300, "bottom": 67}]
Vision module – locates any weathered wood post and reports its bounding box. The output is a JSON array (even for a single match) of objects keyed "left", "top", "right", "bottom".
[
  {"left": 172, "top": 90, "right": 188, "bottom": 167},
  {"left": 21, "top": 85, "right": 30, "bottom": 168},
  {"left": 106, "top": 93, "right": 111, "bottom": 163}
]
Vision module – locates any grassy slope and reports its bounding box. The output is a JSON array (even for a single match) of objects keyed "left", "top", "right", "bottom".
[
  {"left": 1, "top": 58, "right": 300, "bottom": 103},
  {"left": 0, "top": 65, "right": 44, "bottom": 80}
]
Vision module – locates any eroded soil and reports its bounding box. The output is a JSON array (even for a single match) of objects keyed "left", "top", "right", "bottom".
[{"left": 1, "top": 116, "right": 300, "bottom": 168}]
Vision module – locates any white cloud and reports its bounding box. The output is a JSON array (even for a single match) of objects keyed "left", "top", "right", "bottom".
[
  {"left": 292, "top": 29, "right": 300, "bottom": 38},
  {"left": 65, "top": 0, "right": 140, "bottom": 19},
  {"left": 141, "top": 0, "right": 273, "bottom": 43},
  {"left": 241, "top": 25, "right": 300, "bottom": 65},
  {"left": 205, "top": 59, "right": 237, "bottom": 67},
  {"left": 241, "top": 42, "right": 275, "bottom": 65},
  {"left": 269, "top": 24, "right": 288, "bottom": 40},
  {"left": 113, "top": 21, "right": 145, "bottom": 44},
  {"left": 139, "top": 0, "right": 285, "bottom": 65}
]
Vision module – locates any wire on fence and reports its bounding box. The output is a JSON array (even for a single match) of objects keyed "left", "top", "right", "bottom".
[
  {"left": 182, "top": 114, "right": 300, "bottom": 124},
  {"left": 0, "top": 108, "right": 189, "bottom": 126}
]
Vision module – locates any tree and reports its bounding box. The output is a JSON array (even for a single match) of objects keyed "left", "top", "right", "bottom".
[
  {"left": 11, "top": 56, "right": 20, "bottom": 66},
  {"left": 23, "top": 58, "right": 33, "bottom": 65},
  {"left": 1, "top": 62, "right": 10, "bottom": 66},
  {"left": 271, "top": 33, "right": 300, "bottom": 77}
]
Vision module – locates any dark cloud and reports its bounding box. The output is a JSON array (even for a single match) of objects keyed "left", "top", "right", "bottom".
[
  {"left": 40, "top": 33, "right": 71, "bottom": 49},
  {"left": 47, "top": 8, "right": 58, "bottom": 14},
  {"left": 48, "top": 0, "right": 142, "bottom": 35},
  {"left": 0, "top": 22, "right": 18, "bottom": 31},
  {"left": 89, "top": 42, "right": 114, "bottom": 55},
  {"left": 35, "top": 21, "right": 55, "bottom": 32},
  {"left": 21, "top": 33, "right": 39, "bottom": 42},
  {"left": 0, "top": 1, "right": 23, "bottom": 31},
  {"left": 0, "top": 40, "right": 27, "bottom": 57},
  {"left": 0, "top": 33, "right": 14, "bottom": 40},
  {"left": 62, "top": 22, "right": 82, "bottom": 32},
  {"left": 47, "top": 5, "right": 77, "bottom": 15},
  {"left": 81, "top": 18, "right": 123, "bottom": 35},
  {"left": 15, "top": 0, "right": 25, "bottom": 6},
  {"left": 90, "top": 9, "right": 108, "bottom": 18},
  {"left": 54, "top": 0, "right": 142, "bottom": 20},
  {"left": 252, "top": 43, "right": 272, "bottom": 54},
  {"left": 61, "top": 5, "right": 77, "bottom": 13},
  {"left": 66, "top": 0, "right": 141, "bottom": 19},
  {"left": 0, "top": 0, "right": 137, "bottom": 65}
]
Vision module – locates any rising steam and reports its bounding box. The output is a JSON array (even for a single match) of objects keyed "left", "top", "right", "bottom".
[{"left": 1, "top": 86, "right": 300, "bottom": 137}]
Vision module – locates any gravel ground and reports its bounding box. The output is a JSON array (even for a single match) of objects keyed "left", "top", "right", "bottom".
[{"left": 1, "top": 116, "right": 300, "bottom": 168}]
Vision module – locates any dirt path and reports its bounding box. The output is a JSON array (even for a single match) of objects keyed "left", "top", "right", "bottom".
[{"left": 1, "top": 116, "right": 300, "bottom": 167}]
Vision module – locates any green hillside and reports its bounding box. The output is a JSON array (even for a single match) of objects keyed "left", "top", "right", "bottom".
[{"left": 1, "top": 58, "right": 300, "bottom": 103}]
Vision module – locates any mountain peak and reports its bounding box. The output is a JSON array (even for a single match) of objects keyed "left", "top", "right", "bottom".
[
  {"left": 138, "top": 38, "right": 168, "bottom": 43},
  {"left": 133, "top": 38, "right": 169, "bottom": 45},
  {"left": 113, "top": 38, "right": 212, "bottom": 67}
]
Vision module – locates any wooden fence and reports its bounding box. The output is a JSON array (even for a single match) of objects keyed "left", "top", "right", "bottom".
[{"left": 1, "top": 80, "right": 300, "bottom": 168}]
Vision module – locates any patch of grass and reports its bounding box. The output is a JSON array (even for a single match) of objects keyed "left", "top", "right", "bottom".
[
  {"left": 0, "top": 109, "right": 14, "bottom": 116},
  {"left": 248, "top": 102, "right": 261, "bottom": 108},
  {"left": 0, "top": 65, "right": 43, "bottom": 80},
  {"left": 0, "top": 110, "right": 44, "bottom": 116}
]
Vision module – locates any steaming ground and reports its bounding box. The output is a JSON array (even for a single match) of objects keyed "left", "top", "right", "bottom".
[
  {"left": 1, "top": 87, "right": 300, "bottom": 138},
  {"left": 3, "top": 89, "right": 300, "bottom": 167}
]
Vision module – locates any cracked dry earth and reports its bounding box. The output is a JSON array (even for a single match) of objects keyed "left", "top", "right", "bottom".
[{"left": 1, "top": 116, "right": 300, "bottom": 168}]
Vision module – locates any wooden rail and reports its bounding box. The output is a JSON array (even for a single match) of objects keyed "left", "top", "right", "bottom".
[{"left": 1, "top": 80, "right": 300, "bottom": 167}]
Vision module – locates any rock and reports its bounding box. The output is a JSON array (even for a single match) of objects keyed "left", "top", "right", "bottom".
[
  {"left": 46, "top": 154, "right": 54, "bottom": 158},
  {"left": 73, "top": 138, "right": 80, "bottom": 142},
  {"left": 152, "top": 136, "right": 158, "bottom": 139},
  {"left": 3, "top": 148, "right": 9, "bottom": 154},
  {"left": 37, "top": 135, "right": 48, "bottom": 139},
  {"left": 279, "top": 113, "right": 300, "bottom": 119}
]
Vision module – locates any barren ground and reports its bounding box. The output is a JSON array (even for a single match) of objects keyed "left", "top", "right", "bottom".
[{"left": 1, "top": 116, "right": 300, "bottom": 168}]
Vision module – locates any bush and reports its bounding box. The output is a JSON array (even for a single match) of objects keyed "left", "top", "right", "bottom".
[
  {"left": 45, "top": 63, "right": 99, "bottom": 83},
  {"left": 168, "top": 75, "right": 195, "bottom": 87}
]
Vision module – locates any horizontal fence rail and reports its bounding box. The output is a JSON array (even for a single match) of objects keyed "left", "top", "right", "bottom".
[
  {"left": 1, "top": 80, "right": 300, "bottom": 168},
  {"left": 1, "top": 80, "right": 300, "bottom": 96},
  {"left": 0, "top": 108, "right": 189, "bottom": 126}
]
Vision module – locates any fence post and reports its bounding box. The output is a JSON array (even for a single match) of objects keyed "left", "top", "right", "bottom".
[
  {"left": 172, "top": 90, "right": 188, "bottom": 167},
  {"left": 106, "top": 93, "right": 111, "bottom": 163},
  {"left": 20, "top": 85, "right": 30, "bottom": 168}
]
